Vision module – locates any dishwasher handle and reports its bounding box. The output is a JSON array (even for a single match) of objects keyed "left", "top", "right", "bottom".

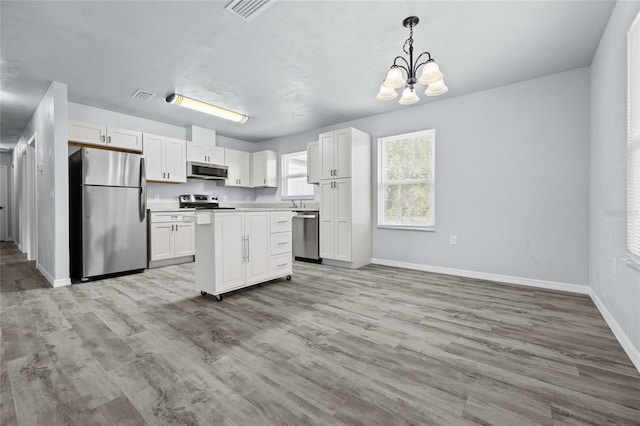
[{"left": 293, "top": 214, "right": 317, "bottom": 219}]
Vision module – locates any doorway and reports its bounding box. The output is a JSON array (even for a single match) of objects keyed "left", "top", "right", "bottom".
[
  {"left": 20, "top": 136, "right": 37, "bottom": 260},
  {"left": 0, "top": 165, "right": 7, "bottom": 241}
]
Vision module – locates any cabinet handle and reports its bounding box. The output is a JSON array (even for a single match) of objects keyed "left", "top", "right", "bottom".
[
  {"left": 264, "top": 178, "right": 266, "bottom": 184},
  {"left": 277, "top": 220, "right": 288, "bottom": 224},
  {"left": 108, "top": 136, "right": 111, "bottom": 144},
  {"left": 277, "top": 263, "right": 288, "bottom": 267},
  {"left": 163, "top": 172, "right": 166, "bottom": 178},
  {"left": 246, "top": 235, "right": 250, "bottom": 262},
  {"left": 277, "top": 242, "right": 287, "bottom": 246},
  {"left": 168, "top": 172, "right": 170, "bottom": 179},
  {"left": 101, "top": 135, "right": 105, "bottom": 142}
]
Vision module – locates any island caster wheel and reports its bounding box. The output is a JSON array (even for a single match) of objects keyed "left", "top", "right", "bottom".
[
  {"left": 214, "top": 294, "right": 223, "bottom": 302},
  {"left": 286, "top": 275, "right": 292, "bottom": 281},
  {"left": 200, "top": 291, "right": 207, "bottom": 297}
]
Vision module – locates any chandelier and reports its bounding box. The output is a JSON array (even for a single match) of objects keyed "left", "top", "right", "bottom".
[{"left": 376, "top": 16, "right": 448, "bottom": 105}]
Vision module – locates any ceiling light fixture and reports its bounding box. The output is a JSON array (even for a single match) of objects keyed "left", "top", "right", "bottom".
[
  {"left": 377, "top": 16, "right": 448, "bottom": 105},
  {"left": 166, "top": 94, "right": 249, "bottom": 124}
]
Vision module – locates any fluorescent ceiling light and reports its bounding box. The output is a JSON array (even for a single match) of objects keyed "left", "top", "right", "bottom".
[{"left": 166, "top": 94, "right": 248, "bottom": 124}]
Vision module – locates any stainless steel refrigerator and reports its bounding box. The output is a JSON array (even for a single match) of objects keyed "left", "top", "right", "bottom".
[{"left": 69, "top": 147, "right": 147, "bottom": 280}]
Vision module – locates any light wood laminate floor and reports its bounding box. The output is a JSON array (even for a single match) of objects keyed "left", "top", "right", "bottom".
[{"left": 1, "top": 242, "right": 639, "bottom": 425}]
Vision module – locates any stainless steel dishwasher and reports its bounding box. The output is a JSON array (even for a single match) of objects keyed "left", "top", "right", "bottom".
[{"left": 292, "top": 210, "right": 321, "bottom": 263}]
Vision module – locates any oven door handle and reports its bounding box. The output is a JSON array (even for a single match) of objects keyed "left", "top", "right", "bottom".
[{"left": 293, "top": 214, "right": 317, "bottom": 219}]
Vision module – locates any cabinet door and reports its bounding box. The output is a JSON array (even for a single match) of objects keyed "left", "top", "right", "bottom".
[
  {"left": 238, "top": 151, "right": 251, "bottom": 187},
  {"left": 334, "top": 129, "right": 352, "bottom": 178},
  {"left": 208, "top": 146, "right": 225, "bottom": 165},
  {"left": 319, "top": 181, "right": 335, "bottom": 258},
  {"left": 143, "top": 134, "right": 165, "bottom": 181},
  {"left": 251, "top": 151, "right": 267, "bottom": 187},
  {"left": 164, "top": 138, "right": 187, "bottom": 183},
  {"left": 69, "top": 120, "right": 106, "bottom": 146},
  {"left": 214, "top": 213, "right": 245, "bottom": 291},
  {"left": 307, "top": 141, "right": 320, "bottom": 184},
  {"left": 150, "top": 223, "right": 174, "bottom": 261},
  {"left": 107, "top": 127, "right": 143, "bottom": 152},
  {"left": 319, "top": 131, "right": 335, "bottom": 180},
  {"left": 174, "top": 223, "right": 195, "bottom": 257},
  {"left": 187, "top": 142, "right": 208, "bottom": 163},
  {"left": 224, "top": 149, "right": 240, "bottom": 186},
  {"left": 334, "top": 178, "right": 352, "bottom": 261},
  {"left": 245, "top": 212, "right": 270, "bottom": 283}
]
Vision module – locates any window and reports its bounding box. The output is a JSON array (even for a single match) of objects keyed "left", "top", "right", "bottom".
[
  {"left": 628, "top": 14, "right": 640, "bottom": 266},
  {"left": 378, "top": 129, "right": 435, "bottom": 230},
  {"left": 281, "top": 151, "right": 314, "bottom": 199}
]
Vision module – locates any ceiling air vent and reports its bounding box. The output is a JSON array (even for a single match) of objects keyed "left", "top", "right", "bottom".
[
  {"left": 225, "top": 0, "right": 274, "bottom": 22},
  {"left": 131, "top": 89, "right": 156, "bottom": 102}
]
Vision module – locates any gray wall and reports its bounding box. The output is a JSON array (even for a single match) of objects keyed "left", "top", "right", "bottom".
[
  {"left": 12, "top": 81, "right": 69, "bottom": 282},
  {"left": 589, "top": 1, "right": 640, "bottom": 355},
  {"left": 257, "top": 68, "right": 591, "bottom": 285}
]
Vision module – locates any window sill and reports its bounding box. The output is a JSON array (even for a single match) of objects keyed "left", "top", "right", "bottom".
[
  {"left": 625, "top": 255, "right": 640, "bottom": 272},
  {"left": 378, "top": 225, "right": 435, "bottom": 232},
  {"left": 281, "top": 196, "right": 315, "bottom": 201}
]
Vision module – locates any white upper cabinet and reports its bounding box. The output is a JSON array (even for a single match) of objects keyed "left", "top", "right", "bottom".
[
  {"left": 319, "top": 128, "right": 351, "bottom": 180},
  {"left": 106, "top": 127, "right": 142, "bottom": 151},
  {"left": 143, "top": 134, "right": 186, "bottom": 183},
  {"left": 251, "top": 150, "right": 277, "bottom": 188},
  {"left": 225, "top": 149, "right": 251, "bottom": 187},
  {"left": 307, "top": 141, "right": 320, "bottom": 184},
  {"left": 187, "top": 142, "right": 225, "bottom": 165},
  {"left": 68, "top": 120, "right": 142, "bottom": 153},
  {"left": 69, "top": 120, "right": 107, "bottom": 147}
]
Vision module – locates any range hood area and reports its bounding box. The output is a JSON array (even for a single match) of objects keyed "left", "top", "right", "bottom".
[{"left": 186, "top": 125, "right": 228, "bottom": 180}]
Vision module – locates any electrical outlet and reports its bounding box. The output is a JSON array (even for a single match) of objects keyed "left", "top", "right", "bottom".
[
  {"left": 154, "top": 194, "right": 160, "bottom": 201},
  {"left": 450, "top": 235, "right": 458, "bottom": 245}
]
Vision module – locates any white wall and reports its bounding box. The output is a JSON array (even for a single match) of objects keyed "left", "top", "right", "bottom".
[
  {"left": 257, "top": 68, "right": 590, "bottom": 286},
  {"left": 589, "top": 1, "right": 640, "bottom": 357},
  {"left": 12, "top": 81, "right": 69, "bottom": 284}
]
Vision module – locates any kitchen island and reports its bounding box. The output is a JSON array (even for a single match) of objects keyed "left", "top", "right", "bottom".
[{"left": 194, "top": 209, "right": 293, "bottom": 301}]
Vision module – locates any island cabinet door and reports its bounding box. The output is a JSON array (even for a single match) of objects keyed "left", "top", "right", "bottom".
[
  {"left": 245, "top": 212, "right": 270, "bottom": 284},
  {"left": 214, "top": 212, "right": 245, "bottom": 292}
]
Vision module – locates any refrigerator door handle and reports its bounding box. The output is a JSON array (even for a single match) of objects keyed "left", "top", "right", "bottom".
[{"left": 139, "top": 157, "right": 146, "bottom": 222}]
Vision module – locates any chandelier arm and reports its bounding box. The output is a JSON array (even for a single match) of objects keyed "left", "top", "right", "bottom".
[
  {"left": 413, "top": 52, "right": 432, "bottom": 70},
  {"left": 393, "top": 56, "right": 411, "bottom": 75}
]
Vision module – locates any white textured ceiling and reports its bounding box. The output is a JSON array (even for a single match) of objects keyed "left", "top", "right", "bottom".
[{"left": 0, "top": 1, "right": 616, "bottom": 148}]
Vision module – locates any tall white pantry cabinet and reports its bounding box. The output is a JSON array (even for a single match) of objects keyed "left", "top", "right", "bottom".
[{"left": 318, "top": 127, "right": 371, "bottom": 269}]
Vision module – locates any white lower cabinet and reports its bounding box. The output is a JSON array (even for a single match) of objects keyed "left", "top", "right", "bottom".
[
  {"left": 320, "top": 178, "right": 351, "bottom": 261},
  {"left": 195, "top": 210, "right": 293, "bottom": 300},
  {"left": 149, "top": 212, "right": 195, "bottom": 267}
]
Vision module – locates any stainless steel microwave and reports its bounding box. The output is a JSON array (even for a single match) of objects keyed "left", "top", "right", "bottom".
[{"left": 186, "top": 161, "right": 228, "bottom": 180}]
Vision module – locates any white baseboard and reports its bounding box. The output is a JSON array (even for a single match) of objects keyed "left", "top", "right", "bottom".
[
  {"left": 370, "top": 258, "right": 590, "bottom": 294},
  {"left": 370, "top": 258, "right": 639, "bottom": 374},
  {"left": 36, "top": 263, "right": 71, "bottom": 288},
  {"left": 588, "top": 289, "right": 640, "bottom": 373}
]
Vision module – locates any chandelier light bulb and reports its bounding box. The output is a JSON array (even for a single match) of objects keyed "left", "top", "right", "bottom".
[
  {"left": 382, "top": 67, "right": 406, "bottom": 89},
  {"left": 399, "top": 86, "right": 419, "bottom": 105},
  {"left": 376, "top": 84, "right": 398, "bottom": 101},
  {"left": 418, "top": 61, "right": 444, "bottom": 85},
  {"left": 425, "top": 78, "right": 449, "bottom": 97}
]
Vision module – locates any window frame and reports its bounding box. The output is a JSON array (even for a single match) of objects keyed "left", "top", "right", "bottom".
[
  {"left": 377, "top": 129, "right": 436, "bottom": 231},
  {"left": 627, "top": 11, "right": 640, "bottom": 269},
  {"left": 280, "top": 150, "right": 315, "bottom": 200}
]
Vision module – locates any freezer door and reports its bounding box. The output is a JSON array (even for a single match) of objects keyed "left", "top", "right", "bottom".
[
  {"left": 82, "top": 186, "right": 147, "bottom": 278},
  {"left": 82, "top": 147, "right": 143, "bottom": 187}
]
